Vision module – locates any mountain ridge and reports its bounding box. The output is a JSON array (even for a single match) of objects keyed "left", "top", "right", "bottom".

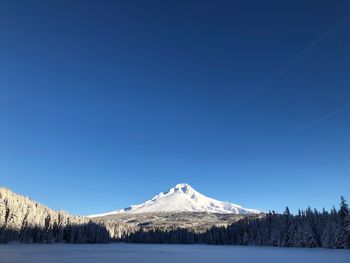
[{"left": 88, "top": 183, "right": 260, "bottom": 217}]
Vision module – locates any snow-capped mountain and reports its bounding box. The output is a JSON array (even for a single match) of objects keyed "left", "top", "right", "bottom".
[{"left": 88, "top": 183, "right": 260, "bottom": 217}]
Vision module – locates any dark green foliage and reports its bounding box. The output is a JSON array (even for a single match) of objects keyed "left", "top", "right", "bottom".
[{"left": 121, "top": 197, "right": 350, "bottom": 249}]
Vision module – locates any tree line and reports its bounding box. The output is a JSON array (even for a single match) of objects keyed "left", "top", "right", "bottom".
[
  {"left": 1, "top": 187, "right": 349, "bottom": 248},
  {"left": 0, "top": 187, "right": 109, "bottom": 243},
  {"left": 123, "top": 197, "right": 350, "bottom": 249}
]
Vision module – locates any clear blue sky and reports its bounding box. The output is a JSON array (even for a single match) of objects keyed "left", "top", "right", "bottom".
[{"left": 1, "top": 0, "right": 350, "bottom": 215}]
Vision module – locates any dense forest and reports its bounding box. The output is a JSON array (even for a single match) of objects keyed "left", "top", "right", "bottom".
[
  {"left": 1, "top": 187, "right": 349, "bottom": 249},
  {"left": 0, "top": 187, "right": 110, "bottom": 243},
  {"left": 122, "top": 197, "right": 350, "bottom": 249}
]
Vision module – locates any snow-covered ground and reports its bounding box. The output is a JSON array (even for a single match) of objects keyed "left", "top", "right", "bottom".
[
  {"left": 0, "top": 244, "right": 349, "bottom": 263},
  {"left": 88, "top": 183, "right": 260, "bottom": 217}
]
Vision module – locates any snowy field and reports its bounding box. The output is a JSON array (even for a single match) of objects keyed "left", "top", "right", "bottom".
[{"left": 0, "top": 244, "right": 349, "bottom": 263}]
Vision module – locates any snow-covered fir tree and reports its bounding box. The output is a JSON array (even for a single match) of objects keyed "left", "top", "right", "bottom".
[{"left": 0, "top": 187, "right": 109, "bottom": 243}]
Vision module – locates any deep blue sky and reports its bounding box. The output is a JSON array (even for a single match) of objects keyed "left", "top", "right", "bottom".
[{"left": 1, "top": 1, "right": 350, "bottom": 215}]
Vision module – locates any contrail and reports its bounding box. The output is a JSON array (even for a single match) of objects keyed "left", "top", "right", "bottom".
[
  {"left": 260, "top": 13, "right": 350, "bottom": 90},
  {"left": 288, "top": 104, "right": 350, "bottom": 135},
  {"left": 221, "top": 14, "right": 350, "bottom": 113},
  {"left": 280, "top": 14, "right": 350, "bottom": 71}
]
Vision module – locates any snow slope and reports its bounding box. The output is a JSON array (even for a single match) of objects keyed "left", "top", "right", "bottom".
[{"left": 88, "top": 183, "right": 260, "bottom": 217}]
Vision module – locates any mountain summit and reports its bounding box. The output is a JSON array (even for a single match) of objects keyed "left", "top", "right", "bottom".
[{"left": 88, "top": 183, "right": 260, "bottom": 217}]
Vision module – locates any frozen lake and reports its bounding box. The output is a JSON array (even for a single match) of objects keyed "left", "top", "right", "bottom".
[{"left": 0, "top": 243, "right": 349, "bottom": 263}]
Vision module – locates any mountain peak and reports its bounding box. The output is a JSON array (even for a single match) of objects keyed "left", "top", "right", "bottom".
[
  {"left": 88, "top": 183, "right": 261, "bottom": 218},
  {"left": 174, "top": 183, "right": 191, "bottom": 189},
  {"left": 168, "top": 183, "right": 193, "bottom": 194}
]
